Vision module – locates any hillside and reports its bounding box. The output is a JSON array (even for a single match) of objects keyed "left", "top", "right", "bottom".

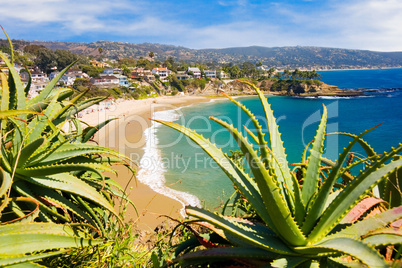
[{"left": 2, "top": 39, "right": 402, "bottom": 69}]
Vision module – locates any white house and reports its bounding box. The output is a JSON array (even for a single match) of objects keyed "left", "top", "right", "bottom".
[
  {"left": 152, "top": 67, "right": 169, "bottom": 82},
  {"left": 90, "top": 75, "right": 119, "bottom": 86},
  {"left": 103, "top": 68, "right": 122, "bottom": 75},
  {"left": 187, "top": 67, "right": 201, "bottom": 79},
  {"left": 113, "top": 74, "right": 130, "bottom": 87},
  {"left": 67, "top": 69, "right": 89, "bottom": 79},
  {"left": 49, "top": 72, "right": 76, "bottom": 86},
  {"left": 204, "top": 70, "right": 216, "bottom": 79},
  {"left": 24, "top": 71, "right": 49, "bottom": 83},
  {"left": 219, "top": 71, "right": 230, "bottom": 79}
]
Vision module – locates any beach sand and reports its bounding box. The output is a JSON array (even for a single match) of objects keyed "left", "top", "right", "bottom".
[{"left": 81, "top": 95, "right": 213, "bottom": 231}]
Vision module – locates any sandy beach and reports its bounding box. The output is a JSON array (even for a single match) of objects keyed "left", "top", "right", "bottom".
[{"left": 81, "top": 95, "right": 213, "bottom": 231}]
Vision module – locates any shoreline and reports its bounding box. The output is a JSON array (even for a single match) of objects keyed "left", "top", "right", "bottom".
[
  {"left": 81, "top": 95, "right": 214, "bottom": 231},
  {"left": 80, "top": 89, "right": 372, "bottom": 230}
]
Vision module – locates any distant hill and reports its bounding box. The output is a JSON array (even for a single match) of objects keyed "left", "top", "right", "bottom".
[{"left": 2, "top": 39, "right": 402, "bottom": 69}]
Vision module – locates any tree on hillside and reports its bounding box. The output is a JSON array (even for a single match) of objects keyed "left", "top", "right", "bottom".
[
  {"left": 169, "top": 75, "right": 186, "bottom": 92},
  {"left": 23, "top": 44, "right": 46, "bottom": 55},
  {"left": 267, "top": 67, "right": 275, "bottom": 78},
  {"left": 241, "top": 62, "right": 256, "bottom": 78},
  {"left": 149, "top": 51, "right": 154, "bottom": 59},
  {"left": 79, "top": 64, "right": 102, "bottom": 77},
  {"left": 310, "top": 70, "right": 322, "bottom": 80},
  {"left": 55, "top": 49, "right": 78, "bottom": 70},
  {"left": 283, "top": 69, "right": 292, "bottom": 79},
  {"left": 35, "top": 48, "right": 57, "bottom": 73},
  {"left": 274, "top": 72, "right": 282, "bottom": 79},
  {"left": 223, "top": 64, "right": 241, "bottom": 79},
  {"left": 120, "top": 64, "right": 131, "bottom": 77}
]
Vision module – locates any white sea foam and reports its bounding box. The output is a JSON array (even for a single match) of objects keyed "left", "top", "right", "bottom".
[
  {"left": 137, "top": 108, "right": 201, "bottom": 217},
  {"left": 297, "top": 95, "right": 373, "bottom": 100}
]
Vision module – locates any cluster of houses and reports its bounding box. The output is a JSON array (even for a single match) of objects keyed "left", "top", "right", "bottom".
[
  {"left": 0, "top": 55, "right": 230, "bottom": 99},
  {"left": 131, "top": 66, "right": 229, "bottom": 82}
]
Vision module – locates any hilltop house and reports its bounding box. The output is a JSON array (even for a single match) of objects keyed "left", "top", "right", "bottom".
[
  {"left": 219, "top": 71, "right": 230, "bottom": 79},
  {"left": 204, "top": 70, "right": 216, "bottom": 79},
  {"left": 152, "top": 67, "right": 169, "bottom": 82},
  {"left": 175, "top": 71, "right": 190, "bottom": 80},
  {"left": 112, "top": 74, "right": 130, "bottom": 87},
  {"left": 144, "top": 74, "right": 155, "bottom": 82},
  {"left": 90, "top": 75, "right": 119, "bottom": 87},
  {"left": 67, "top": 68, "right": 89, "bottom": 79},
  {"left": 131, "top": 68, "right": 152, "bottom": 78},
  {"left": 49, "top": 71, "right": 76, "bottom": 86},
  {"left": 29, "top": 71, "right": 49, "bottom": 83},
  {"left": 90, "top": 60, "right": 108, "bottom": 68},
  {"left": 187, "top": 67, "right": 201, "bottom": 79},
  {"left": 103, "top": 68, "right": 123, "bottom": 75}
]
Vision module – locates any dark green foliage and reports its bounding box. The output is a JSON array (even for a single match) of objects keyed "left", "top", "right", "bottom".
[
  {"left": 169, "top": 75, "right": 186, "bottom": 92},
  {"left": 79, "top": 64, "right": 103, "bottom": 77},
  {"left": 190, "top": 78, "right": 207, "bottom": 89}
]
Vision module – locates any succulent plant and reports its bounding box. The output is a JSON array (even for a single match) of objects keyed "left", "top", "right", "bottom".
[
  {"left": 0, "top": 29, "right": 133, "bottom": 266},
  {"left": 156, "top": 81, "right": 402, "bottom": 267}
]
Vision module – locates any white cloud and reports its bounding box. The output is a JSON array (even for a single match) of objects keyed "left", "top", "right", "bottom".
[
  {"left": 330, "top": 0, "right": 402, "bottom": 50},
  {"left": 0, "top": 0, "right": 140, "bottom": 29},
  {"left": 1, "top": 0, "right": 402, "bottom": 51}
]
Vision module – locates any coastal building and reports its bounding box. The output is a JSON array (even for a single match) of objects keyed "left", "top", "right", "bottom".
[
  {"left": 67, "top": 68, "right": 89, "bottom": 79},
  {"left": 90, "top": 60, "right": 107, "bottom": 68},
  {"left": 103, "top": 68, "right": 114, "bottom": 74},
  {"left": 175, "top": 72, "right": 190, "bottom": 80},
  {"left": 204, "top": 70, "right": 216, "bottom": 79},
  {"left": 90, "top": 75, "right": 119, "bottom": 87},
  {"left": 152, "top": 67, "right": 169, "bottom": 82},
  {"left": 20, "top": 71, "right": 49, "bottom": 83},
  {"left": 49, "top": 71, "right": 77, "bottom": 86},
  {"left": 31, "top": 71, "right": 49, "bottom": 83},
  {"left": 144, "top": 74, "right": 155, "bottom": 82},
  {"left": 131, "top": 68, "right": 152, "bottom": 78},
  {"left": 113, "top": 74, "right": 130, "bottom": 87},
  {"left": 219, "top": 71, "right": 230, "bottom": 79},
  {"left": 103, "top": 68, "right": 123, "bottom": 74},
  {"left": 187, "top": 67, "right": 201, "bottom": 79}
]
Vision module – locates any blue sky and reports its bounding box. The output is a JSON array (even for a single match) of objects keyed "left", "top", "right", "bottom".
[{"left": 1, "top": 0, "right": 401, "bottom": 51}]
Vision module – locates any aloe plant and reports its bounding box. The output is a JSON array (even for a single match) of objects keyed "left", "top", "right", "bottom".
[
  {"left": 156, "top": 81, "right": 402, "bottom": 267},
  {"left": 0, "top": 30, "right": 133, "bottom": 266}
]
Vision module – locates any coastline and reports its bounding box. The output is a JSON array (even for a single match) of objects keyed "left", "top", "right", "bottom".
[{"left": 81, "top": 95, "right": 214, "bottom": 231}]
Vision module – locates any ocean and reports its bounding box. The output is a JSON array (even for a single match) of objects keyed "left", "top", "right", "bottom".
[{"left": 138, "top": 68, "right": 402, "bottom": 211}]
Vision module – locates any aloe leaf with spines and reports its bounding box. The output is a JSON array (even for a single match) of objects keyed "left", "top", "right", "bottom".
[
  {"left": 158, "top": 80, "right": 402, "bottom": 267},
  {"left": 301, "top": 105, "right": 327, "bottom": 207},
  {"left": 209, "top": 115, "right": 307, "bottom": 246},
  {"left": 27, "top": 60, "right": 78, "bottom": 107},
  {"left": 0, "top": 223, "right": 103, "bottom": 266},
  {"left": 239, "top": 80, "right": 293, "bottom": 191},
  {"left": 302, "top": 124, "right": 381, "bottom": 234},
  {"left": 154, "top": 120, "right": 277, "bottom": 232}
]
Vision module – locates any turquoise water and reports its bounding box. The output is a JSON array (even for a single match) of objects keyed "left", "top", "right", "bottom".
[{"left": 150, "top": 68, "right": 402, "bottom": 209}]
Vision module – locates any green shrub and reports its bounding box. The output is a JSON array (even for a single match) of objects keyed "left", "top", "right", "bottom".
[{"left": 0, "top": 31, "right": 133, "bottom": 266}]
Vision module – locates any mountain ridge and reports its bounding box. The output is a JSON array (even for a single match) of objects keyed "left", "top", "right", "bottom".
[{"left": 2, "top": 39, "right": 402, "bottom": 69}]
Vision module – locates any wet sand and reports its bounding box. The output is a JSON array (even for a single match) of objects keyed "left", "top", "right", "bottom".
[{"left": 81, "top": 95, "right": 213, "bottom": 231}]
